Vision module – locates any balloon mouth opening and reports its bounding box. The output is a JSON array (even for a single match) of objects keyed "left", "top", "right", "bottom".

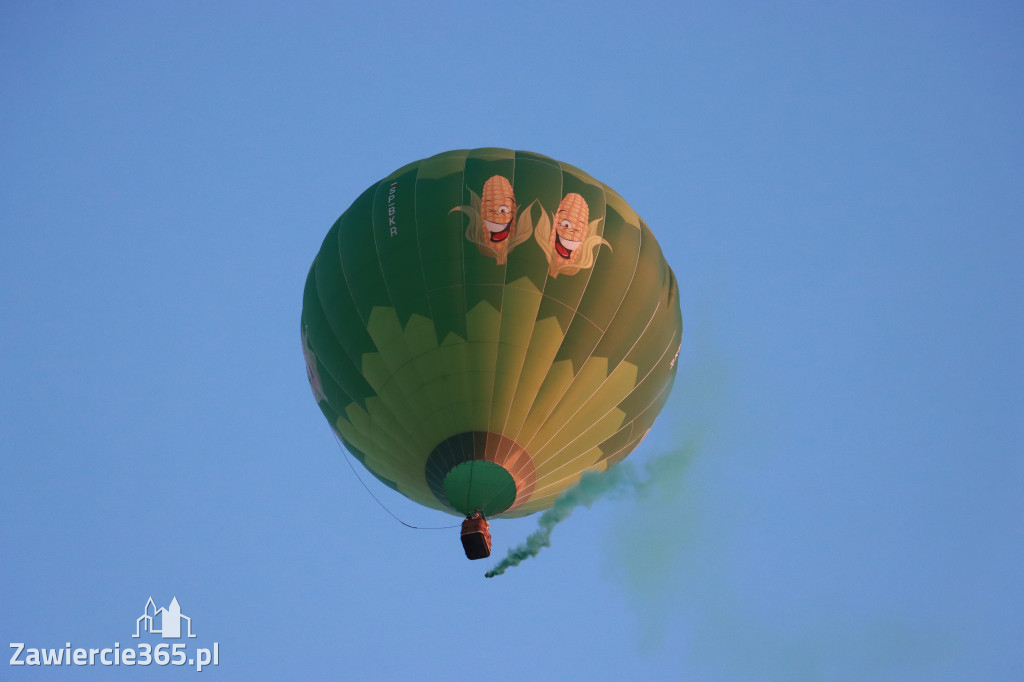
[
  {"left": 424, "top": 431, "right": 537, "bottom": 516},
  {"left": 442, "top": 461, "right": 516, "bottom": 517}
]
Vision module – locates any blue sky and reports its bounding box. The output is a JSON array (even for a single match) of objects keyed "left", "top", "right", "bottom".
[{"left": 2, "top": 2, "right": 1021, "bottom": 680}]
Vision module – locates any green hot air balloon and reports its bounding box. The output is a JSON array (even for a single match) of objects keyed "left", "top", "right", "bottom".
[{"left": 301, "top": 148, "right": 681, "bottom": 559}]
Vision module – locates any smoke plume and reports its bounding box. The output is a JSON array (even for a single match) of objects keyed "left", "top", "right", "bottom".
[{"left": 485, "top": 439, "right": 700, "bottom": 578}]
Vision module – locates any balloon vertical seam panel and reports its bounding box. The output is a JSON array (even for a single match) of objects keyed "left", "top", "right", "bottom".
[{"left": 302, "top": 149, "right": 682, "bottom": 518}]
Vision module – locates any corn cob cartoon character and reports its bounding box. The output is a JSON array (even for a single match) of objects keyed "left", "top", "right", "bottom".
[
  {"left": 533, "top": 192, "right": 610, "bottom": 277},
  {"left": 481, "top": 175, "right": 516, "bottom": 245},
  {"left": 451, "top": 175, "right": 531, "bottom": 264}
]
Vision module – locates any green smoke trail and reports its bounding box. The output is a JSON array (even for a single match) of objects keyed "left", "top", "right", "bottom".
[
  {"left": 485, "top": 466, "right": 636, "bottom": 577},
  {"left": 485, "top": 442, "right": 699, "bottom": 578}
]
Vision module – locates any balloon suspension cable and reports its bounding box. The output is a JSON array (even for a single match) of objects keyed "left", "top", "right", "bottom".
[{"left": 330, "top": 432, "right": 460, "bottom": 530}]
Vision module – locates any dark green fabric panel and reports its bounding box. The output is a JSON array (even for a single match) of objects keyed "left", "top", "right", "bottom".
[
  {"left": 574, "top": 202, "right": 642, "bottom": 332},
  {"left": 463, "top": 284, "right": 503, "bottom": 317},
  {"left": 505, "top": 154, "right": 563, "bottom": 292},
  {"left": 312, "top": 218, "right": 380, "bottom": 367},
  {"left": 337, "top": 182, "right": 392, "bottom": 321},
  {"left": 602, "top": 370, "right": 676, "bottom": 468},
  {"left": 337, "top": 430, "right": 403, "bottom": 497},
  {"left": 551, "top": 314, "right": 605, "bottom": 375},
  {"left": 614, "top": 318, "right": 681, "bottom": 419},
  {"left": 312, "top": 201, "right": 437, "bottom": 450},
  {"left": 540, "top": 166, "right": 607, "bottom": 314},
  {"left": 415, "top": 156, "right": 467, "bottom": 343},
  {"left": 589, "top": 416, "right": 638, "bottom": 466},
  {"left": 602, "top": 229, "right": 680, "bottom": 389},
  {"left": 588, "top": 217, "right": 667, "bottom": 370},
  {"left": 515, "top": 149, "right": 559, "bottom": 166},
  {"left": 426, "top": 305, "right": 468, "bottom": 343},
  {"left": 302, "top": 266, "right": 376, "bottom": 409},
  {"left": 372, "top": 167, "right": 431, "bottom": 327},
  {"left": 425, "top": 430, "right": 477, "bottom": 498},
  {"left": 535, "top": 294, "right": 576, "bottom": 333},
  {"left": 627, "top": 299, "right": 679, "bottom": 381},
  {"left": 461, "top": 151, "right": 515, "bottom": 298}
]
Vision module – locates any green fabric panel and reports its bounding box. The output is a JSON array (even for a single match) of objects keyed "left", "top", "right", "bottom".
[
  {"left": 463, "top": 284, "right": 503, "bottom": 317},
  {"left": 491, "top": 153, "right": 568, "bottom": 443},
  {"left": 415, "top": 156, "right": 467, "bottom": 343},
  {"left": 555, "top": 157, "right": 602, "bottom": 186},
  {"left": 487, "top": 279, "right": 543, "bottom": 435},
  {"left": 373, "top": 167, "right": 431, "bottom": 327},
  {"left": 341, "top": 436, "right": 402, "bottom": 493},
  {"left": 586, "top": 416, "right": 637, "bottom": 467},
  {"left": 515, "top": 149, "right": 559, "bottom": 166},
  {"left": 601, "top": 369, "right": 677, "bottom": 468},
  {"left": 330, "top": 184, "right": 441, "bottom": 460},
  {"left": 336, "top": 184, "right": 392, "bottom": 321},
  {"left": 380, "top": 156, "right": 424, "bottom": 182},
  {"left": 534, "top": 293, "right": 577, "bottom": 333},
  {"left": 312, "top": 215, "right": 379, "bottom": 363},
  {"left": 302, "top": 266, "right": 375, "bottom": 410},
  {"left": 415, "top": 149, "right": 468, "bottom": 180},
  {"left": 541, "top": 166, "right": 606, "bottom": 312},
  {"left": 461, "top": 150, "right": 514, "bottom": 313},
  {"left": 309, "top": 353, "right": 357, "bottom": 417},
  {"left": 588, "top": 217, "right": 667, "bottom": 370},
  {"left": 549, "top": 315, "right": 605, "bottom": 377},
  {"left": 525, "top": 355, "right": 635, "bottom": 461},
  {"left": 310, "top": 241, "right": 438, "bottom": 465},
  {"left": 413, "top": 151, "right": 473, "bottom": 448},
  {"left": 485, "top": 152, "right": 562, "bottom": 438},
  {"left": 610, "top": 253, "right": 680, "bottom": 397},
  {"left": 358, "top": 307, "right": 441, "bottom": 454},
  {"left": 602, "top": 186, "right": 640, "bottom": 228},
  {"left": 574, "top": 202, "right": 642, "bottom": 332},
  {"left": 505, "top": 153, "right": 563, "bottom": 292},
  {"left": 498, "top": 315, "right": 568, "bottom": 445},
  {"left": 361, "top": 170, "right": 459, "bottom": 458},
  {"left": 530, "top": 315, "right": 678, "bottom": 482},
  {"left": 614, "top": 309, "right": 682, "bottom": 419},
  {"left": 466, "top": 147, "right": 514, "bottom": 160}
]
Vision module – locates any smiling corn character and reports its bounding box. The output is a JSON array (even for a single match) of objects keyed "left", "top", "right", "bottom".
[
  {"left": 481, "top": 175, "right": 516, "bottom": 244},
  {"left": 452, "top": 174, "right": 531, "bottom": 264},
  {"left": 552, "top": 193, "right": 589, "bottom": 262},
  {"left": 534, "top": 192, "right": 610, "bottom": 278}
]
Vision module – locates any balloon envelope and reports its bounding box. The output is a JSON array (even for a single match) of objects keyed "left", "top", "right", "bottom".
[{"left": 302, "top": 148, "right": 681, "bottom": 518}]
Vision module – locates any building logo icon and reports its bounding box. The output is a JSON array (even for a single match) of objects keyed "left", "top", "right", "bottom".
[{"left": 133, "top": 597, "right": 197, "bottom": 639}]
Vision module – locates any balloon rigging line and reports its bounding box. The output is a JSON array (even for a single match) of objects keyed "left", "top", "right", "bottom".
[{"left": 331, "top": 432, "right": 460, "bottom": 530}]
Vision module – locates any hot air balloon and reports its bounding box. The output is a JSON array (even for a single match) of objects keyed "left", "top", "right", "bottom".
[{"left": 301, "top": 148, "right": 682, "bottom": 559}]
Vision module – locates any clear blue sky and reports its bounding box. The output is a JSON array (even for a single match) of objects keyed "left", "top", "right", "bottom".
[{"left": 2, "top": 2, "right": 1021, "bottom": 680}]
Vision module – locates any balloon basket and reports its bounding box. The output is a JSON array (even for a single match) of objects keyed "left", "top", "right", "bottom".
[{"left": 460, "top": 514, "right": 491, "bottom": 560}]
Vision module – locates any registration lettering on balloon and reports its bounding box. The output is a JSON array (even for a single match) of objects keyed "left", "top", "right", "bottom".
[
  {"left": 387, "top": 182, "right": 398, "bottom": 237},
  {"left": 450, "top": 175, "right": 531, "bottom": 264}
]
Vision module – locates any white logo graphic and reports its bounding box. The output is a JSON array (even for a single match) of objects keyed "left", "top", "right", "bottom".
[
  {"left": 10, "top": 596, "right": 218, "bottom": 671},
  {"left": 133, "top": 597, "right": 196, "bottom": 639}
]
